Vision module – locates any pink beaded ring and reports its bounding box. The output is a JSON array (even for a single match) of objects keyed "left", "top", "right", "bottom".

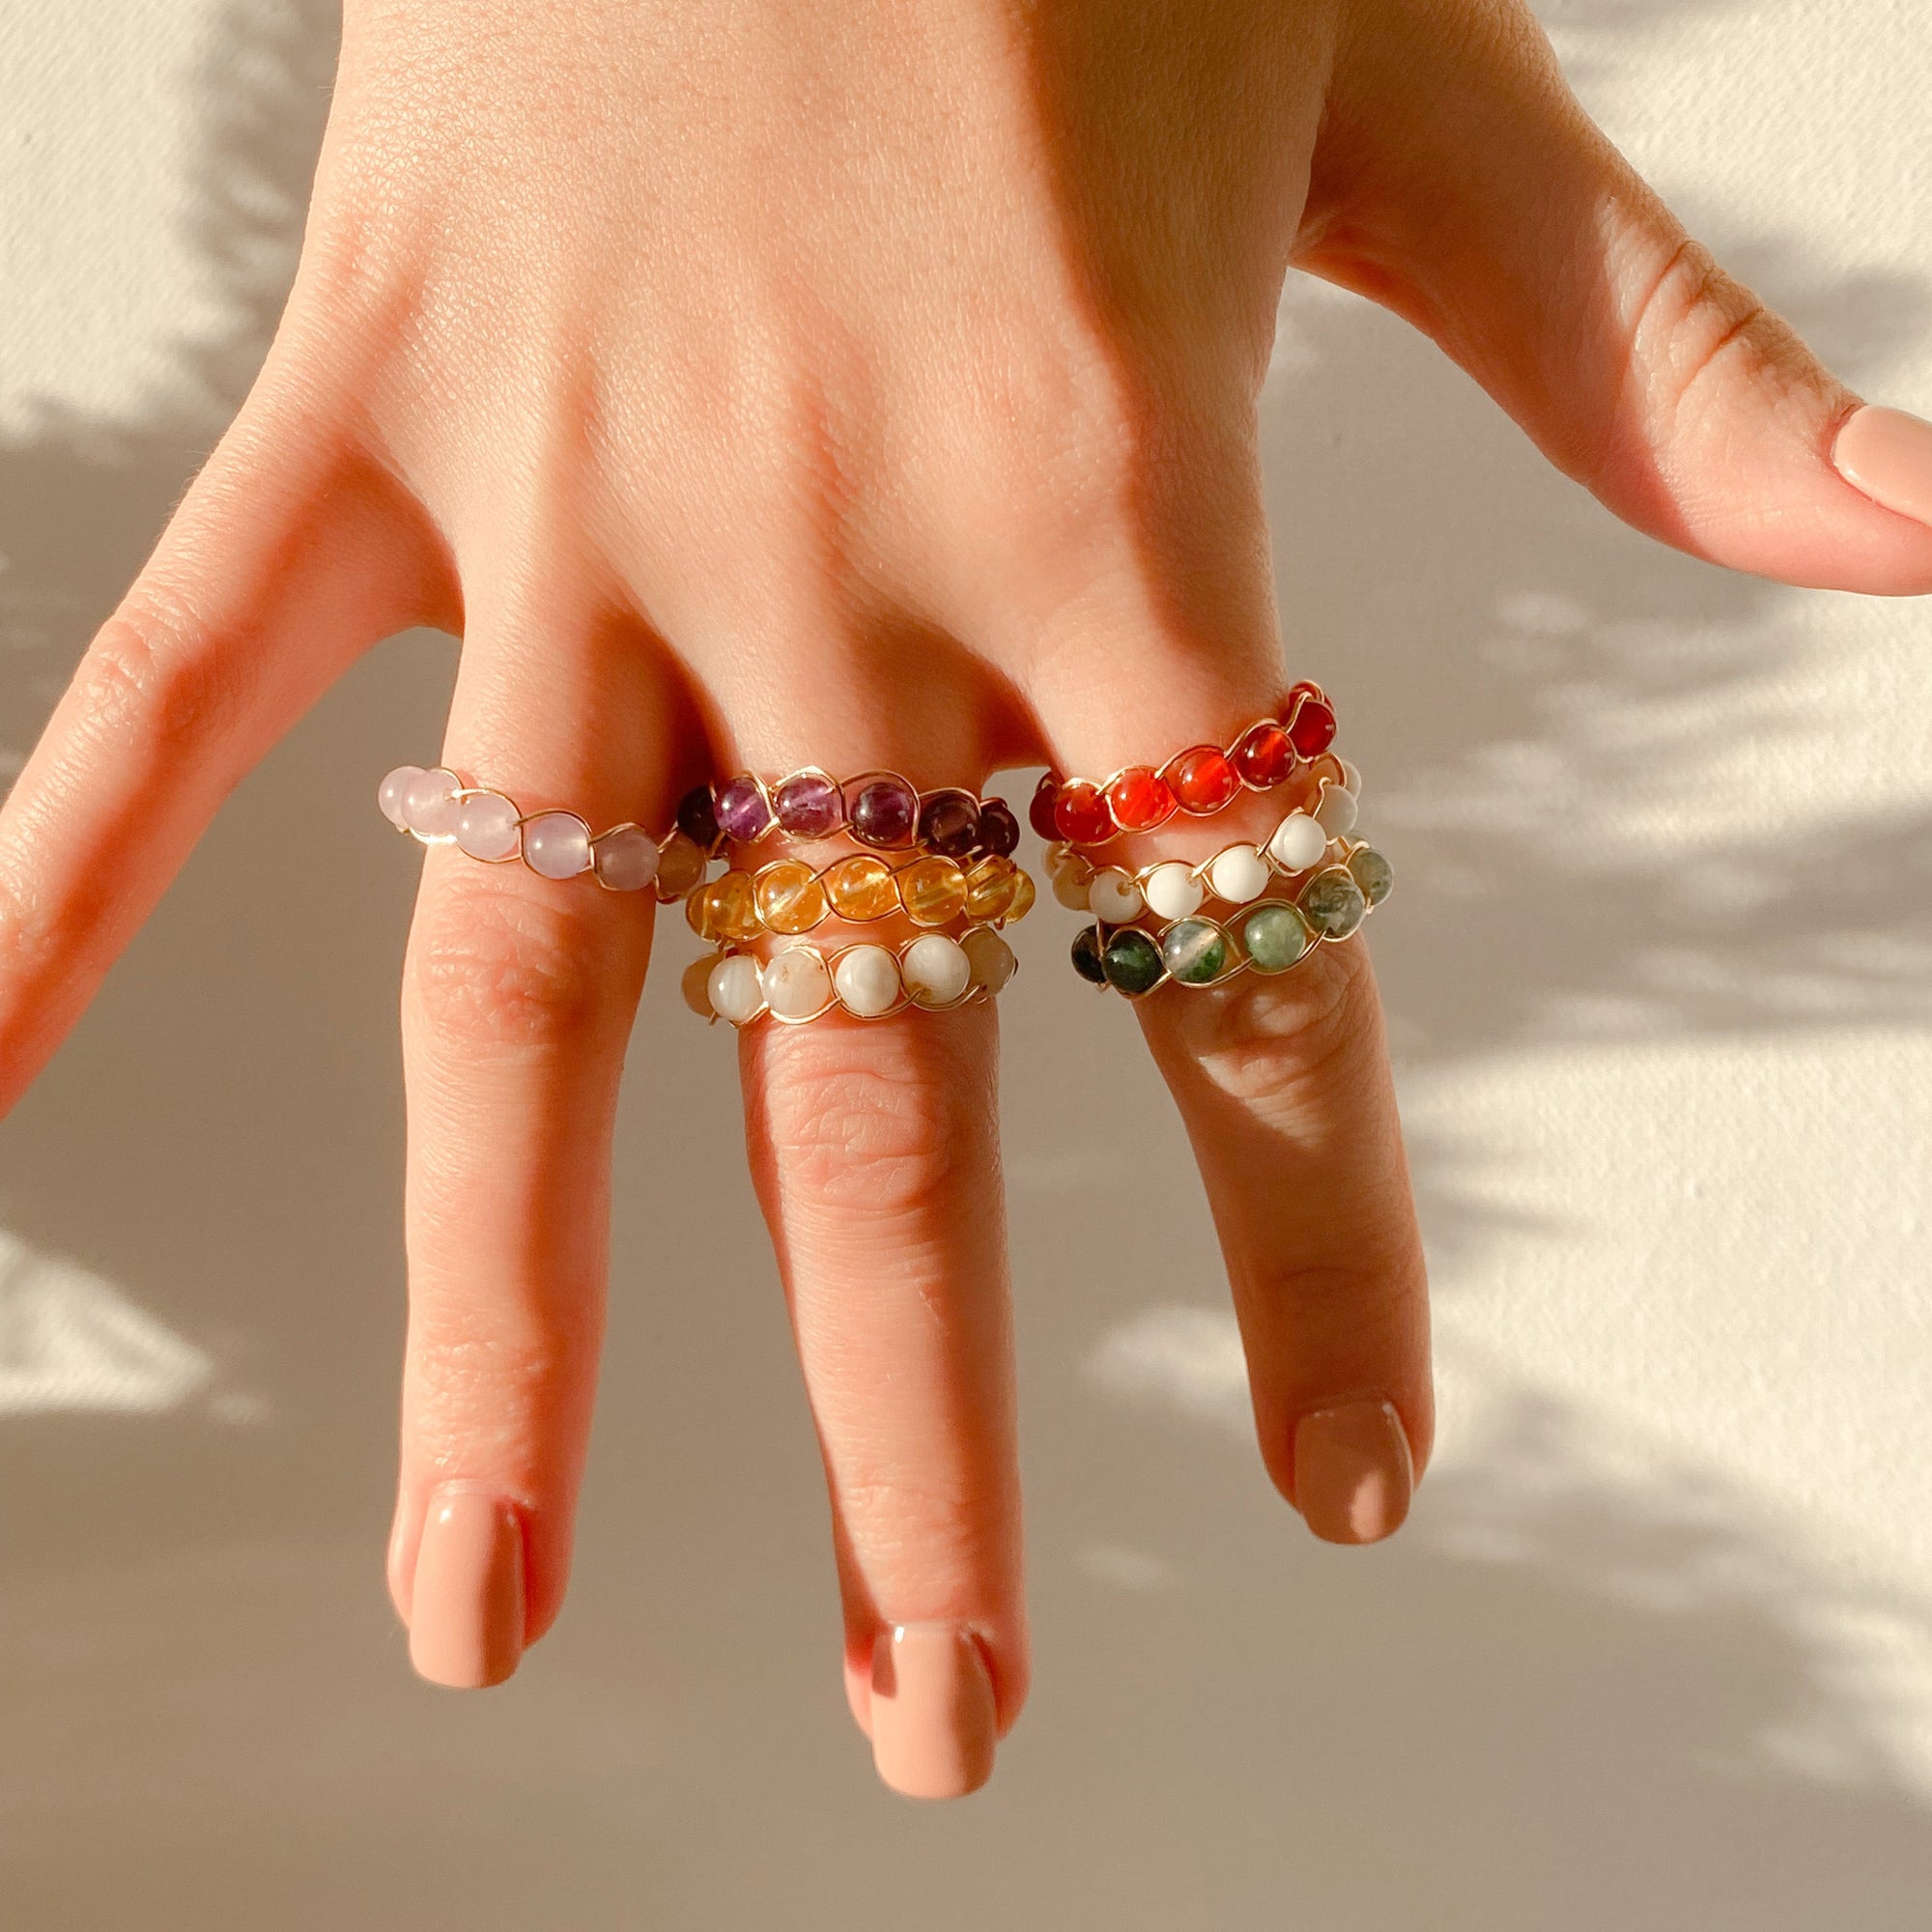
[
  {"left": 378, "top": 765, "right": 707, "bottom": 900},
  {"left": 677, "top": 768, "right": 1022, "bottom": 862},
  {"left": 1028, "top": 683, "right": 1340, "bottom": 847}
]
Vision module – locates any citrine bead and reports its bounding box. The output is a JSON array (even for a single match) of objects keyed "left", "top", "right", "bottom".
[
  {"left": 963, "top": 855, "right": 1019, "bottom": 923},
  {"left": 897, "top": 855, "right": 967, "bottom": 926},
  {"left": 1233, "top": 722, "right": 1293, "bottom": 788},
  {"left": 1006, "top": 867, "right": 1036, "bottom": 922},
  {"left": 823, "top": 854, "right": 898, "bottom": 922},
  {"left": 688, "top": 869, "right": 759, "bottom": 943},
  {"left": 754, "top": 860, "right": 828, "bottom": 934},
  {"left": 1165, "top": 746, "right": 1238, "bottom": 814},
  {"left": 1053, "top": 781, "right": 1114, "bottom": 845},
  {"left": 1106, "top": 766, "right": 1176, "bottom": 833}
]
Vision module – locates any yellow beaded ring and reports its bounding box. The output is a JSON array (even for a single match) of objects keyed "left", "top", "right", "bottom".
[
  {"left": 681, "top": 927, "right": 1020, "bottom": 1027},
  {"left": 686, "top": 850, "right": 1037, "bottom": 943}
]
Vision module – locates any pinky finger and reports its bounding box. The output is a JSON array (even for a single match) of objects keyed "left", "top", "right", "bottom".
[{"left": 0, "top": 394, "right": 440, "bottom": 1109}]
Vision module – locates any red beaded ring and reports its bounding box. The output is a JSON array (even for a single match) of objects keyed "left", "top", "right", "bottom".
[{"left": 1028, "top": 683, "right": 1338, "bottom": 847}]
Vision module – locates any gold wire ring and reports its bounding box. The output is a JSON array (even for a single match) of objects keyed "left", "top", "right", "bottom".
[
  {"left": 685, "top": 850, "right": 1037, "bottom": 943},
  {"left": 682, "top": 927, "right": 1021, "bottom": 1028}
]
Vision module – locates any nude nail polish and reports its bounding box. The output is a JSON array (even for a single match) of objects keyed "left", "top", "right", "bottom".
[
  {"left": 1832, "top": 405, "right": 1932, "bottom": 526},
  {"left": 408, "top": 1488, "right": 526, "bottom": 1690},
  {"left": 1293, "top": 1399, "right": 1414, "bottom": 1546},
  {"left": 868, "top": 1623, "right": 998, "bottom": 1800}
]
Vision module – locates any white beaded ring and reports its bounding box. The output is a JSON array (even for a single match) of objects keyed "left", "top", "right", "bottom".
[{"left": 682, "top": 928, "right": 1018, "bottom": 1028}]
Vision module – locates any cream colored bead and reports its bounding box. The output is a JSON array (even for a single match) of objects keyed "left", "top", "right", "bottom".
[
  {"left": 1051, "top": 863, "right": 1094, "bottom": 911},
  {"left": 1207, "top": 844, "right": 1270, "bottom": 904},
  {"left": 1314, "top": 783, "right": 1358, "bottom": 836},
  {"left": 1141, "top": 862, "right": 1205, "bottom": 923},
  {"left": 760, "top": 947, "right": 833, "bottom": 1021},
  {"left": 961, "top": 926, "right": 1017, "bottom": 994},
  {"left": 1267, "top": 811, "right": 1328, "bottom": 873},
  {"left": 901, "top": 933, "right": 972, "bottom": 1008},
  {"left": 1087, "top": 867, "right": 1145, "bottom": 923},
  {"left": 833, "top": 944, "right": 902, "bottom": 1018},
  {"left": 707, "top": 953, "right": 766, "bottom": 1025},
  {"left": 1340, "top": 757, "right": 1363, "bottom": 797}
]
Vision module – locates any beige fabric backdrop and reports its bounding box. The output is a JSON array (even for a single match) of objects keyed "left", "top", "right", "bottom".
[{"left": 4, "top": 1, "right": 1929, "bottom": 1923}]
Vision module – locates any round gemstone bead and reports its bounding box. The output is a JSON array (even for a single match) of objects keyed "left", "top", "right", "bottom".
[
  {"left": 1106, "top": 767, "right": 1177, "bottom": 833},
  {"left": 834, "top": 944, "right": 903, "bottom": 1017},
  {"left": 592, "top": 824, "right": 660, "bottom": 892},
  {"left": 1240, "top": 901, "right": 1312, "bottom": 974},
  {"left": 1101, "top": 927, "right": 1165, "bottom": 997},
  {"left": 1165, "top": 746, "right": 1239, "bottom": 814},
  {"left": 977, "top": 798, "right": 1021, "bottom": 858},
  {"left": 707, "top": 953, "right": 766, "bottom": 1025},
  {"left": 1267, "top": 811, "right": 1329, "bottom": 873},
  {"left": 903, "top": 933, "right": 974, "bottom": 1008},
  {"left": 918, "top": 789, "right": 981, "bottom": 858},
  {"left": 1070, "top": 925, "right": 1107, "bottom": 984},
  {"left": 1207, "top": 844, "right": 1271, "bottom": 904},
  {"left": 1340, "top": 757, "right": 1363, "bottom": 797},
  {"left": 962, "top": 926, "right": 1017, "bottom": 994},
  {"left": 681, "top": 954, "right": 717, "bottom": 1017},
  {"left": 676, "top": 784, "right": 723, "bottom": 851},
  {"left": 1143, "top": 862, "right": 1205, "bottom": 923},
  {"left": 1232, "top": 723, "right": 1293, "bottom": 788},
  {"left": 1028, "top": 776, "right": 1062, "bottom": 840},
  {"left": 1006, "top": 868, "right": 1037, "bottom": 921},
  {"left": 522, "top": 811, "right": 593, "bottom": 879},
  {"left": 654, "top": 831, "right": 708, "bottom": 900},
  {"left": 1162, "top": 918, "right": 1229, "bottom": 985},
  {"left": 897, "top": 855, "right": 968, "bottom": 926},
  {"left": 962, "top": 856, "right": 1020, "bottom": 923},
  {"left": 761, "top": 947, "right": 833, "bottom": 1021},
  {"left": 1314, "top": 783, "right": 1358, "bottom": 837},
  {"left": 1087, "top": 867, "right": 1145, "bottom": 923},
  {"left": 1300, "top": 867, "right": 1368, "bottom": 940},
  {"left": 754, "top": 860, "right": 829, "bottom": 934},
  {"left": 403, "top": 768, "right": 462, "bottom": 839},
  {"left": 379, "top": 765, "right": 424, "bottom": 828},
  {"left": 774, "top": 771, "right": 844, "bottom": 838},
  {"left": 687, "top": 869, "right": 759, "bottom": 943},
  {"left": 1347, "top": 844, "right": 1394, "bottom": 907},
  {"left": 1053, "top": 781, "right": 1114, "bottom": 846},
  {"left": 713, "top": 775, "right": 772, "bottom": 842},
  {"left": 846, "top": 774, "right": 919, "bottom": 848},
  {"left": 1288, "top": 696, "right": 1338, "bottom": 757},
  {"left": 823, "top": 854, "right": 898, "bottom": 922},
  {"left": 455, "top": 791, "right": 522, "bottom": 863},
  {"left": 1051, "top": 862, "right": 1093, "bottom": 911}
]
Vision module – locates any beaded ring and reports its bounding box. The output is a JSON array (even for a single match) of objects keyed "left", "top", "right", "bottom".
[
  {"left": 687, "top": 850, "right": 1037, "bottom": 943},
  {"left": 676, "top": 770, "right": 1022, "bottom": 861},
  {"left": 380, "top": 765, "right": 710, "bottom": 900},
  {"left": 685, "top": 927, "right": 1019, "bottom": 1027},
  {"left": 1069, "top": 842, "right": 1392, "bottom": 997},
  {"left": 1028, "top": 683, "right": 1340, "bottom": 846}
]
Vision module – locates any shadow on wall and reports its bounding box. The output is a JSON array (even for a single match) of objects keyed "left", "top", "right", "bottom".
[{"left": 2, "top": 0, "right": 1930, "bottom": 1926}]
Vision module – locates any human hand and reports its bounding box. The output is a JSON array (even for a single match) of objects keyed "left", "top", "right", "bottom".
[{"left": 4, "top": 0, "right": 1929, "bottom": 1800}]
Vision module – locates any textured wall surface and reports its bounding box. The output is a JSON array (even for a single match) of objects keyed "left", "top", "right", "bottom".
[{"left": 3, "top": 1, "right": 1929, "bottom": 1924}]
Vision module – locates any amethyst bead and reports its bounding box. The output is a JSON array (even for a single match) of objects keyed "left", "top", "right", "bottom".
[
  {"left": 713, "top": 775, "right": 772, "bottom": 841},
  {"left": 774, "top": 772, "right": 843, "bottom": 838},
  {"left": 676, "top": 783, "right": 723, "bottom": 852},
  {"left": 918, "top": 789, "right": 980, "bottom": 859},
  {"left": 976, "top": 798, "right": 1020, "bottom": 858},
  {"left": 845, "top": 775, "right": 918, "bottom": 849}
]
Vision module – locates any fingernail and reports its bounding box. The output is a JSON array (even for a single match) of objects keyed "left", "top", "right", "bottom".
[
  {"left": 1832, "top": 405, "right": 1932, "bottom": 526},
  {"left": 868, "top": 1623, "right": 998, "bottom": 1800},
  {"left": 408, "top": 1488, "right": 526, "bottom": 1689},
  {"left": 1293, "top": 1398, "right": 1414, "bottom": 1545}
]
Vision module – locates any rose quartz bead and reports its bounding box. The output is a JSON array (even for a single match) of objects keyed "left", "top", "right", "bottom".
[
  {"left": 403, "top": 768, "right": 462, "bottom": 839},
  {"left": 592, "top": 824, "right": 660, "bottom": 892},
  {"left": 522, "top": 811, "right": 593, "bottom": 879},
  {"left": 455, "top": 791, "right": 522, "bottom": 863},
  {"left": 379, "top": 765, "right": 423, "bottom": 828}
]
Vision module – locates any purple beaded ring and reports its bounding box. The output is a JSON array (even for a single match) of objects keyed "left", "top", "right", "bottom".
[{"left": 677, "top": 768, "right": 1022, "bottom": 862}]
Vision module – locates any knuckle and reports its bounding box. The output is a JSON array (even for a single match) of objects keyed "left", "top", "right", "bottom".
[
  {"left": 406, "top": 884, "right": 627, "bottom": 1054},
  {"left": 75, "top": 600, "right": 249, "bottom": 766}
]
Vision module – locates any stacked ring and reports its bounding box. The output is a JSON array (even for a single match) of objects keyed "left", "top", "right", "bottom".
[
  {"left": 379, "top": 765, "right": 709, "bottom": 900},
  {"left": 1070, "top": 840, "right": 1393, "bottom": 997},
  {"left": 685, "top": 927, "right": 1020, "bottom": 1027},
  {"left": 686, "top": 850, "right": 1036, "bottom": 942},
  {"left": 1028, "top": 683, "right": 1340, "bottom": 845},
  {"left": 676, "top": 769, "right": 1022, "bottom": 860}
]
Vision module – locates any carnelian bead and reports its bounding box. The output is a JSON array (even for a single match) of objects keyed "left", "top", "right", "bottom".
[
  {"left": 1165, "top": 745, "right": 1238, "bottom": 813},
  {"left": 1106, "top": 766, "right": 1177, "bottom": 832},
  {"left": 1233, "top": 722, "right": 1293, "bottom": 788},
  {"left": 1053, "top": 781, "right": 1114, "bottom": 845},
  {"left": 1288, "top": 696, "right": 1337, "bottom": 757}
]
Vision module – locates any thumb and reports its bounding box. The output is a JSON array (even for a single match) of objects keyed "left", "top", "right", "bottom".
[{"left": 1303, "top": 0, "right": 1932, "bottom": 593}]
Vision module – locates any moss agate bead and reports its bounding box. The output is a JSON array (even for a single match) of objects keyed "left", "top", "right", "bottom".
[
  {"left": 1348, "top": 844, "right": 1393, "bottom": 907},
  {"left": 1101, "top": 927, "right": 1165, "bottom": 997},
  {"left": 1239, "top": 901, "right": 1312, "bottom": 975},
  {"left": 1070, "top": 924, "right": 1107, "bottom": 984},
  {"left": 1300, "top": 867, "right": 1367, "bottom": 940},
  {"left": 1161, "top": 918, "right": 1228, "bottom": 985}
]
